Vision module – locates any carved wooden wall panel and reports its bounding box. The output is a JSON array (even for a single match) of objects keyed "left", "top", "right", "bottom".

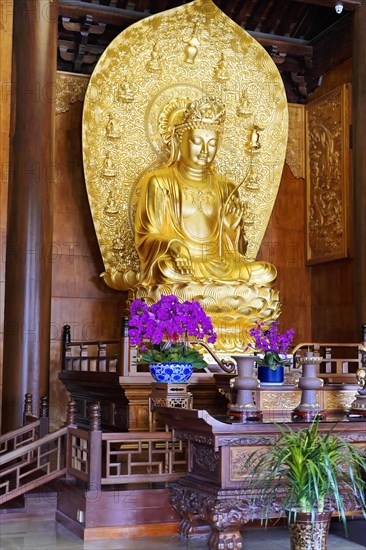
[
  {"left": 307, "top": 66, "right": 355, "bottom": 342},
  {"left": 305, "top": 84, "right": 351, "bottom": 264}
]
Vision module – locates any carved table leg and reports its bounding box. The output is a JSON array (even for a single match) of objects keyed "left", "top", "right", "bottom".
[
  {"left": 202, "top": 498, "right": 249, "bottom": 550},
  {"left": 171, "top": 485, "right": 211, "bottom": 536},
  {"left": 171, "top": 482, "right": 249, "bottom": 549},
  {"left": 179, "top": 511, "right": 211, "bottom": 537}
]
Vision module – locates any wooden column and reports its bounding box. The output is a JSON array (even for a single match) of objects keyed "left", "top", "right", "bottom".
[
  {"left": 0, "top": 0, "right": 14, "bottom": 430},
  {"left": 1, "top": 0, "right": 58, "bottom": 431},
  {"left": 353, "top": 1, "right": 366, "bottom": 334}
]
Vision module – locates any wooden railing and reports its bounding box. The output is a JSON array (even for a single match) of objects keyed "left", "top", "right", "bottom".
[
  {"left": 0, "top": 393, "right": 65, "bottom": 505},
  {"left": 62, "top": 325, "right": 119, "bottom": 373},
  {"left": 0, "top": 427, "right": 67, "bottom": 504},
  {"left": 102, "top": 432, "right": 186, "bottom": 485},
  {"left": 293, "top": 342, "right": 364, "bottom": 383},
  {"left": 0, "top": 394, "right": 49, "bottom": 456},
  {"left": 61, "top": 323, "right": 364, "bottom": 384},
  {"left": 65, "top": 402, "right": 102, "bottom": 489},
  {"left": 0, "top": 421, "right": 41, "bottom": 456},
  {"left": 1, "top": 399, "right": 188, "bottom": 503},
  {"left": 65, "top": 402, "right": 188, "bottom": 490}
]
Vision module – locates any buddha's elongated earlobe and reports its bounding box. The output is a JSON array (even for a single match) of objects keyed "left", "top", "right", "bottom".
[{"left": 167, "top": 127, "right": 180, "bottom": 166}]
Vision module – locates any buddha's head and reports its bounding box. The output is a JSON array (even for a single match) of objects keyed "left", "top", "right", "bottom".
[{"left": 159, "top": 96, "right": 226, "bottom": 167}]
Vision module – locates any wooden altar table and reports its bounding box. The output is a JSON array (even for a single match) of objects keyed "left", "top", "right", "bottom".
[{"left": 157, "top": 407, "right": 366, "bottom": 550}]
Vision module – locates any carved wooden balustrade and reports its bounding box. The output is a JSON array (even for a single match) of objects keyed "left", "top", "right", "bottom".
[
  {"left": 293, "top": 341, "right": 364, "bottom": 383},
  {"left": 0, "top": 428, "right": 67, "bottom": 504},
  {"left": 102, "top": 432, "right": 186, "bottom": 485},
  {"left": 1, "top": 398, "right": 187, "bottom": 509},
  {"left": 0, "top": 394, "right": 64, "bottom": 505},
  {"left": 1, "top": 394, "right": 49, "bottom": 456},
  {"left": 62, "top": 324, "right": 119, "bottom": 373},
  {"left": 65, "top": 402, "right": 187, "bottom": 491},
  {"left": 0, "top": 421, "right": 40, "bottom": 457}
]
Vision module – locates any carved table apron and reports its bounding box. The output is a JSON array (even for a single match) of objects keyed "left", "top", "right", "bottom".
[{"left": 157, "top": 407, "right": 366, "bottom": 550}]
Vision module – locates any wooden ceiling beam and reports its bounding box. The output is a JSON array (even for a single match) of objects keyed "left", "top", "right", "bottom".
[
  {"left": 59, "top": 0, "right": 147, "bottom": 25},
  {"left": 59, "top": 0, "right": 313, "bottom": 62},
  {"left": 250, "top": 32, "right": 313, "bottom": 58},
  {"left": 292, "top": 0, "right": 360, "bottom": 11}
]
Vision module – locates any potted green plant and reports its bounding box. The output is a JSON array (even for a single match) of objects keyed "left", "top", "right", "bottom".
[
  {"left": 247, "top": 321, "right": 295, "bottom": 385},
  {"left": 244, "top": 420, "right": 366, "bottom": 550},
  {"left": 128, "top": 294, "right": 217, "bottom": 383}
]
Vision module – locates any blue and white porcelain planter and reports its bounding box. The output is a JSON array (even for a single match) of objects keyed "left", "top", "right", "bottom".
[
  {"left": 257, "top": 365, "right": 284, "bottom": 385},
  {"left": 149, "top": 363, "right": 194, "bottom": 383}
]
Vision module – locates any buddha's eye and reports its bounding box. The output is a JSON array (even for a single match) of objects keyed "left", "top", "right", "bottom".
[
  {"left": 208, "top": 140, "right": 217, "bottom": 147},
  {"left": 190, "top": 137, "right": 202, "bottom": 146}
]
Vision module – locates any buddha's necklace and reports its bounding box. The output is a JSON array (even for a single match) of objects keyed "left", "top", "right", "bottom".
[{"left": 176, "top": 167, "right": 214, "bottom": 212}]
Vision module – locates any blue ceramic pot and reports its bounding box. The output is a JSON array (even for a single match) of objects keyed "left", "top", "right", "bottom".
[
  {"left": 257, "top": 365, "right": 284, "bottom": 385},
  {"left": 149, "top": 363, "right": 193, "bottom": 383}
]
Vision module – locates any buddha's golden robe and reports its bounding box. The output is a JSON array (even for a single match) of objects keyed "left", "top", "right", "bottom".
[{"left": 135, "top": 165, "right": 276, "bottom": 287}]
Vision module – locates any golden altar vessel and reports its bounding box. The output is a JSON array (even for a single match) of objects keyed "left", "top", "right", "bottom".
[{"left": 82, "top": 0, "right": 288, "bottom": 351}]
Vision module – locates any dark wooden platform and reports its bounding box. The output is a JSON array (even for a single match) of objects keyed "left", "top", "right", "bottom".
[{"left": 54, "top": 478, "right": 179, "bottom": 540}]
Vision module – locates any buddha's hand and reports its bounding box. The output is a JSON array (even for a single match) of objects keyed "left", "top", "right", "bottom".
[
  {"left": 225, "top": 195, "right": 245, "bottom": 229},
  {"left": 169, "top": 242, "right": 194, "bottom": 276}
]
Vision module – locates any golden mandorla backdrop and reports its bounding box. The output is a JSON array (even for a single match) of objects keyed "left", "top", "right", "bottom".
[{"left": 82, "top": 0, "right": 288, "bottom": 350}]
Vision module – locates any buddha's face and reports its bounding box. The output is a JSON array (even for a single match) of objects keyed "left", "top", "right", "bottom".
[{"left": 179, "top": 128, "right": 218, "bottom": 169}]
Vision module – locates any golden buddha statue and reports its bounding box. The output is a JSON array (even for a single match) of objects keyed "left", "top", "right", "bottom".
[
  {"left": 135, "top": 97, "right": 276, "bottom": 288},
  {"left": 83, "top": 0, "right": 289, "bottom": 350}
]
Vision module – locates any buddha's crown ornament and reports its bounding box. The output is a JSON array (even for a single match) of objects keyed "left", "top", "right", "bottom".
[
  {"left": 158, "top": 96, "right": 226, "bottom": 149},
  {"left": 175, "top": 96, "right": 226, "bottom": 139}
]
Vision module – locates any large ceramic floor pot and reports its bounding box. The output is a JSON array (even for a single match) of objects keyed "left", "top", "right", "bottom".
[{"left": 287, "top": 510, "right": 332, "bottom": 550}]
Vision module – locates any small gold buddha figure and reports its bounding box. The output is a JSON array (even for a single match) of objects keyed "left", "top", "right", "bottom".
[
  {"left": 105, "top": 114, "right": 121, "bottom": 139},
  {"left": 117, "top": 82, "right": 134, "bottom": 103},
  {"left": 102, "top": 152, "right": 117, "bottom": 177},
  {"left": 134, "top": 96, "right": 276, "bottom": 286},
  {"left": 214, "top": 53, "right": 230, "bottom": 82},
  {"left": 246, "top": 165, "right": 259, "bottom": 191},
  {"left": 146, "top": 43, "right": 162, "bottom": 72},
  {"left": 236, "top": 91, "right": 252, "bottom": 118},
  {"left": 243, "top": 203, "right": 255, "bottom": 225},
  {"left": 104, "top": 190, "right": 119, "bottom": 214},
  {"left": 112, "top": 235, "right": 124, "bottom": 252}
]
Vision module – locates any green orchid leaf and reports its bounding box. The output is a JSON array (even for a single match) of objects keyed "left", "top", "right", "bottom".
[{"left": 140, "top": 343, "right": 208, "bottom": 368}]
